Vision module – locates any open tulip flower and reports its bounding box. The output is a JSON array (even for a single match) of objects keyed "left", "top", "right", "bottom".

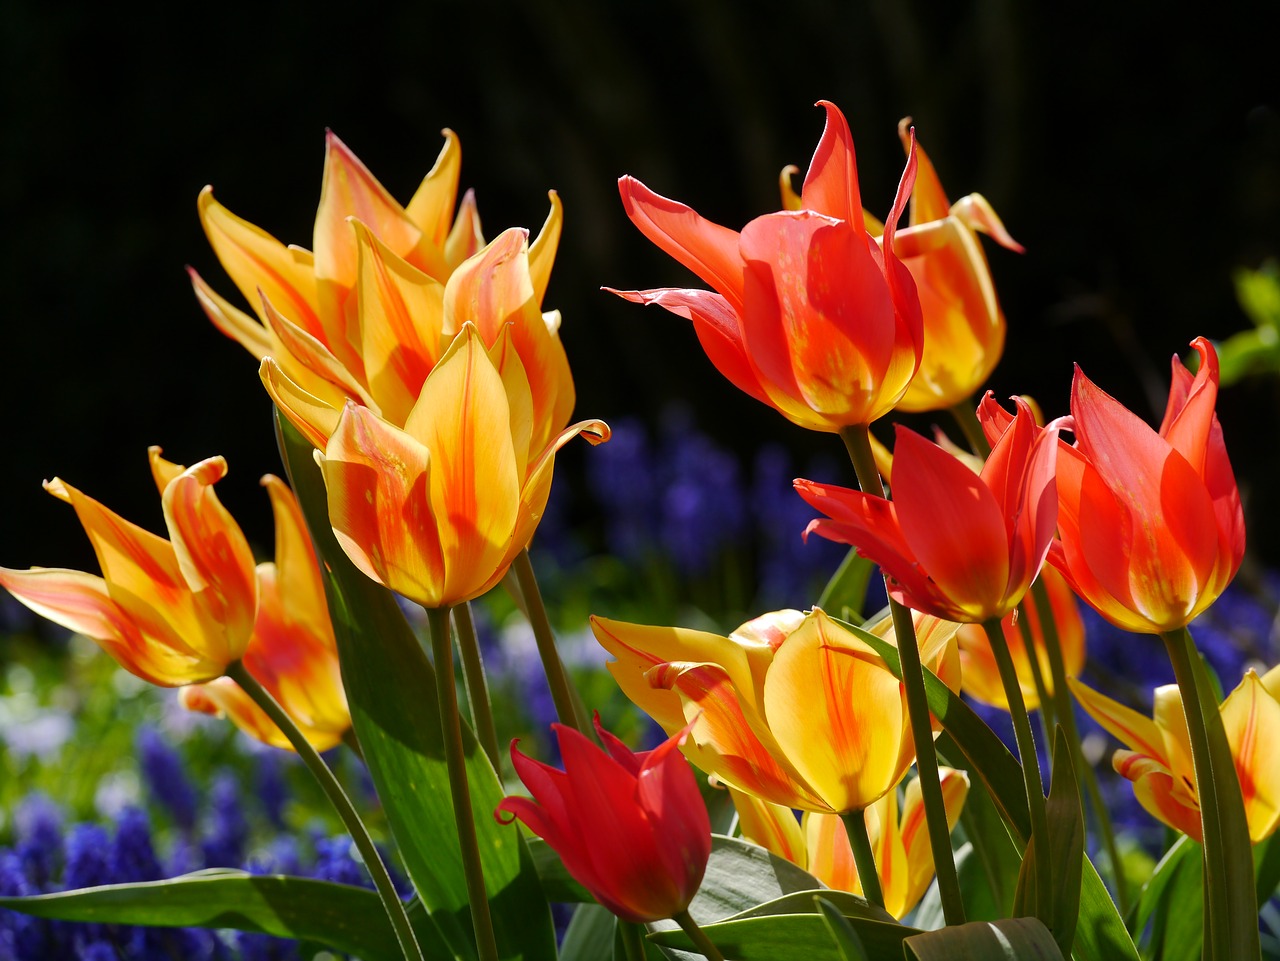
[
  {"left": 781, "top": 119, "right": 1022, "bottom": 413},
  {"left": 1050, "top": 337, "right": 1245, "bottom": 634},
  {"left": 180, "top": 476, "right": 350, "bottom": 751},
  {"left": 496, "top": 715, "right": 712, "bottom": 924},
  {"left": 0, "top": 448, "right": 257, "bottom": 686},
  {"left": 317, "top": 322, "right": 608, "bottom": 609},
  {"left": 730, "top": 766, "right": 969, "bottom": 918},
  {"left": 796, "top": 395, "right": 1060, "bottom": 623},
  {"left": 1070, "top": 667, "right": 1280, "bottom": 843},
  {"left": 957, "top": 564, "right": 1086, "bottom": 711},
  {"left": 193, "top": 130, "right": 573, "bottom": 455},
  {"left": 590, "top": 607, "right": 960, "bottom": 814},
  {"left": 611, "top": 100, "right": 924, "bottom": 432}
]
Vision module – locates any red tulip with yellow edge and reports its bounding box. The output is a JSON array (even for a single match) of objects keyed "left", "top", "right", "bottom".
[
  {"left": 0, "top": 448, "right": 257, "bottom": 687},
  {"left": 180, "top": 476, "right": 350, "bottom": 751},
  {"left": 610, "top": 101, "right": 924, "bottom": 431},
  {"left": 957, "top": 565, "right": 1086, "bottom": 712},
  {"left": 192, "top": 131, "right": 573, "bottom": 454},
  {"left": 1050, "top": 337, "right": 1245, "bottom": 634},
  {"left": 796, "top": 396, "right": 1060, "bottom": 623},
  {"left": 729, "top": 767, "right": 969, "bottom": 918},
  {"left": 590, "top": 607, "right": 959, "bottom": 814},
  {"left": 1069, "top": 666, "right": 1280, "bottom": 843},
  {"left": 316, "top": 322, "right": 607, "bottom": 609},
  {"left": 496, "top": 716, "right": 711, "bottom": 925}
]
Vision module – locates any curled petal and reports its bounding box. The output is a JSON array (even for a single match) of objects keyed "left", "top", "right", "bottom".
[{"left": 405, "top": 128, "right": 462, "bottom": 252}]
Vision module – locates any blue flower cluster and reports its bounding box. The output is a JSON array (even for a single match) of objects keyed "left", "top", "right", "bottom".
[{"left": 0, "top": 727, "right": 393, "bottom": 961}]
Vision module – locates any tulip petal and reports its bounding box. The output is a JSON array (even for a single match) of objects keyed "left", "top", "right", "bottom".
[
  {"left": 260, "top": 291, "right": 378, "bottom": 411},
  {"left": 260, "top": 357, "right": 342, "bottom": 451},
  {"left": 261, "top": 475, "right": 332, "bottom": 649},
  {"left": 730, "top": 787, "right": 808, "bottom": 870},
  {"left": 1114, "top": 750, "right": 1203, "bottom": 841},
  {"left": 1067, "top": 678, "right": 1169, "bottom": 765},
  {"left": 528, "top": 190, "right": 563, "bottom": 306},
  {"left": 898, "top": 121, "right": 951, "bottom": 227},
  {"left": 901, "top": 768, "right": 968, "bottom": 915},
  {"left": 800, "top": 101, "right": 863, "bottom": 225},
  {"left": 1220, "top": 670, "right": 1280, "bottom": 842},
  {"left": 405, "top": 129, "right": 462, "bottom": 250},
  {"left": 443, "top": 188, "right": 486, "bottom": 273},
  {"left": 187, "top": 266, "right": 272, "bottom": 359}
]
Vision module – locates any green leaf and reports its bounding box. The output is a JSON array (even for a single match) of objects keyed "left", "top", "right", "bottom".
[
  {"left": 0, "top": 870, "right": 438, "bottom": 961},
  {"left": 814, "top": 895, "right": 872, "bottom": 961},
  {"left": 647, "top": 913, "right": 915, "bottom": 961},
  {"left": 903, "top": 917, "right": 1065, "bottom": 960},
  {"left": 1131, "top": 835, "right": 1203, "bottom": 961},
  {"left": 558, "top": 904, "right": 616, "bottom": 961},
  {"left": 276, "top": 414, "right": 555, "bottom": 961},
  {"left": 1072, "top": 859, "right": 1142, "bottom": 961},
  {"left": 1234, "top": 261, "right": 1280, "bottom": 332},
  {"left": 818, "top": 549, "right": 875, "bottom": 624}
]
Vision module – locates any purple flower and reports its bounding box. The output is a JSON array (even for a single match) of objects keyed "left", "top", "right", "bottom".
[
  {"left": 200, "top": 772, "right": 248, "bottom": 869},
  {"left": 136, "top": 728, "right": 198, "bottom": 833}
]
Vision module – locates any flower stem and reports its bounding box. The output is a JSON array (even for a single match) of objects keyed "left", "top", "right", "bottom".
[
  {"left": 513, "top": 548, "right": 587, "bottom": 734},
  {"left": 950, "top": 398, "right": 991, "bottom": 459},
  {"left": 1029, "top": 578, "right": 1128, "bottom": 914},
  {"left": 671, "top": 909, "right": 726, "bottom": 961},
  {"left": 426, "top": 605, "right": 500, "bottom": 961},
  {"left": 840, "top": 809, "right": 885, "bottom": 909},
  {"left": 1161, "top": 626, "right": 1261, "bottom": 961},
  {"left": 225, "top": 661, "right": 424, "bottom": 961},
  {"left": 618, "top": 920, "right": 647, "bottom": 961},
  {"left": 1014, "top": 603, "right": 1056, "bottom": 737},
  {"left": 839, "top": 424, "right": 966, "bottom": 927},
  {"left": 453, "top": 601, "right": 501, "bottom": 770}
]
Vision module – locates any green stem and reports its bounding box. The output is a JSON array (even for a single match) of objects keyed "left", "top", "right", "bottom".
[
  {"left": 1161, "top": 626, "right": 1261, "bottom": 961},
  {"left": 1014, "top": 603, "right": 1056, "bottom": 738},
  {"left": 453, "top": 601, "right": 501, "bottom": 770},
  {"left": 618, "top": 920, "right": 647, "bottom": 961},
  {"left": 839, "top": 424, "right": 966, "bottom": 927},
  {"left": 512, "top": 549, "right": 588, "bottom": 734},
  {"left": 671, "top": 909, "right": 726, "bottom": 961},
  {"left": 425, "top": 606, "right": 500, "bottom": 961},
  {"left": 982, "top": 618, "right": 1053, "bottom": 922},
  {"left": 225, "top": 661, "right": 424, "bottom": 961},
  {"left": 1030, "top": 578, "right": 1128, "bottom": 914},
  {"left": 950, "top": 397, "right": 991, "bottom": 459},
  {"left": 840, "top": 809, "right": 885, "bottom": 909}
]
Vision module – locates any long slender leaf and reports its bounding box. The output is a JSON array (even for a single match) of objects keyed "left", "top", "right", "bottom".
[
  {"left": 1131, "top": 836, "right": 1203, "bottom": 961},
  {"left": 1020, "top": 728, "right": 1083, "bottom": 955},
  {"left": 815, "top": 895, "right": 872, "bottom": 961},
  {"left": 0, "top": 870, "right": 433, "bottom": 961},
  {"left": 903, "top": 917, "right": 1065, "bottom": 960},
  {"left": 558, "top": 904, "right": 616, "bottom": 961},
  {"left": 818, "top": 549, "right": 874, "bottom": 624},
  {"left": 647, "top": 913, "right": 915, "bottom": 960},
  {"left": 276, "top": 414, "right": 555, "bottom": 961}
]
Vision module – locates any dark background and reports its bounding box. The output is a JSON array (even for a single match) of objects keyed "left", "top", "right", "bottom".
[{"left": 2, "top": 1, "right": 1277, "bottom": 574}]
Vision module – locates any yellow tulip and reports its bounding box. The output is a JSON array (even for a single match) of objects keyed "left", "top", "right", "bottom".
[
  {"left": 1070, "top": 667, "right": 1280, "bottom": 843},
  {"left": 590, "top": 607, "right": 959, "bottom": 814},
  {"left": 191, "top": 131, "right": 572, "bottom": 453},
  {"left": 317, "top": 323, "right": 606, "bottom": 609},
  {"left": 729, "top": 766, "right": 969, "bottom": 918},
  {"left": 180, "top": 476, "right": 350, "bottom": 751},
  {"left": 0, "top": 449, "right": 257, "bottom": 686}
]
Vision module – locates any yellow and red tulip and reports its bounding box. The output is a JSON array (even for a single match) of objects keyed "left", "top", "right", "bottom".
[
  {"left": 180, "top": 476, "right": 350, "bottom": 751},
  {"left": 611, "top": 101, "right": 924, "bottom": 432},
  {"left": 496, "top": 716, "right": 711, "bottom": 924},
  {"left": 316, "top": 322, "right": 607, "bottom": 609},
  {"left": 1070, "top": 667, "right": 1280, "bottom": 843},
  {"left": 1050, "top": 338, "right": 1245, "bottom": 633},
  {"left": 795, "top": 396, "right": 1060, "bottom": 623},
  {"left": 730, "top": 767, "right": 969, "bottom": 918},
  {"left": 0, "top": 449, "right": 257, "bottom": 686},
  {"left": 957, "top": 565, "right": 1086, "bottom": 711},
  {"left": 590, "top": 607, "right": 959, "bottom": 814}
]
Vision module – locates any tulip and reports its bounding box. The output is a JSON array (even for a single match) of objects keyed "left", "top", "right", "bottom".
[
  {"left": 1069, "top": 666, "right": 1280, "bottom": 843},
  {"left": 795, "top": 396, "right": 1060, "bottom": 623},
  {"left": 192, "top": 130, "right": 573, "bottom": 453},
  {"left": 0, "top": 448, "right": 257, "bottom": 686},
  {"left": 730, "top": 767, "right": 969, "bottom": 918},
  {"left": 316, "top": 322, "right": 607, "bottom": 609},
  {"left": 180, "top": 476, "right": 350, "bottom": 751},
  {"left": 495, "top": 716, "right": 712, "bottom": 924},
  {"left": 1050, "top": 337, "right": 1245, "bottom": 634},
  {"left": 957, "top": 565, "right": 1086, "bottom": 711},
  {"left": 590, "top": 607, "right": 959, "bottom": 814},
  {"left": 610, "top": 101, "right": 924, "bottom": 432}
]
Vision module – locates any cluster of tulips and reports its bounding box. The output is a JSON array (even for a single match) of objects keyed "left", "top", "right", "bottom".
[{"left": 0, "top": 99, "right": 1275, "bottom": 961}]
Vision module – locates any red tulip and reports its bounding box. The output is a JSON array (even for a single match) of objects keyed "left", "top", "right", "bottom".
[
  {"left": 495, "top": 716, "right": 711, "bottom": 924},
  {"left": 795, "top": 397, "right": 1059, "bottom": 622},
  {"left": 1050, "top": 337, "right": 1245, "bottom": 633}
]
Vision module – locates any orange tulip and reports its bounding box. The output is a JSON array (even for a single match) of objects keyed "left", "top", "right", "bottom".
[
  {"left": 730, "top": 767, "right": 969, "bottom": 917},
  {"left": 1070, "top": 667, "right": 1280, "bottom": 843},
  {"left": 192, "top": 131, "right": 573, "bottom": 454},
  {"left": 180, "top": 476, "right": 350, "bottom": 751},
  {"left": 496, "top": 717, "right": 712, "bottom": 924},
  {"left": 1050, "top": 338, "right": 1245, "bottom": 634},
  {"left": 611, "top": 101, "right": 924, "bottom": 431},
  {"left": 795, "top": 397, "right": 1060, "bottom": 623},
  {"left": 957, "top": 565, "right": 1086, "bottom": 711},
  {"left": 590, "top": 607, "right": 959, "bottom": 814},
  {"left": 0, "top": 449, "right": 256, "bottom": 686},
  {"left": 317, "top": 323, "right": 607, "bottom": 609}
]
